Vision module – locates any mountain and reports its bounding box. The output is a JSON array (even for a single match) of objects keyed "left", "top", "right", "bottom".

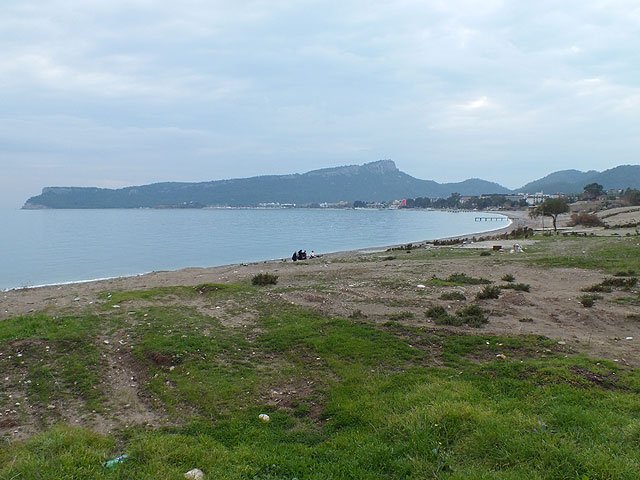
[
  {"left": 516, "top": 165, "right": 640, "bottom": 194},
  {"left": 23, "top": 160, "right": 510, "bottom": 209}
]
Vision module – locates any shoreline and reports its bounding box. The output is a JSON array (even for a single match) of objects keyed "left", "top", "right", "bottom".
[
  {"left": 2, "top": 211, "right": 516, "bottom": 293},
  {"left": 2, "top": 209, "right": 639, "bottom": 368}
]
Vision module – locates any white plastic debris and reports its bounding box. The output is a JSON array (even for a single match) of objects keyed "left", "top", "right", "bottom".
[
  {"left": 184, "top": 468, "right": 204, "bottom": 480},
  {"left": 416, "top": 284, "right": 426, "bottom": 289},
  {"left": 625, "top": 337, "right": 633, "bottom": 340},
  {"left": 258, "top": 413, "right": 271, "bottom": 423}
]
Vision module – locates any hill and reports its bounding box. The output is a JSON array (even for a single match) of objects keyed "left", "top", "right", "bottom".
[
  {"left": 22, "top": 160, "right": 510, "bottom": 209},
  {"left": 516, "top": 165, "right": 640, "bottom": 194}
]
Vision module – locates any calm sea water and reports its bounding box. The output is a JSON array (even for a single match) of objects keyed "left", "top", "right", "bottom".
[{"left": 0, "top": 208, "right": 508, "bottom": 291}]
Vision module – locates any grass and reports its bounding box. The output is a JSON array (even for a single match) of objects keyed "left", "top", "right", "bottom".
[
  {"left": 430, "top": 273, "right": 492, "bottom": 287},
  {"left": 100, "top": 283, "right": 246, "bottom": 306},
  {"left": 386, "top": 311, "right": 416, "bottom": 321},
  {"left": 2, "top": 281, "right": 640, "bottom": 479},
  {"left": 528, "top": 235, "right": 640, "bottom": 273}
]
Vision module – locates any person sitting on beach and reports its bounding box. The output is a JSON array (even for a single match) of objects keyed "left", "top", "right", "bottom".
[
  {"left": 298, "top": 249, "right": 305, "bottom": 260},
  {"left": 292, "top": 251, "right": 298, "bottom": 262},
  {"left": 310, "top": 250, "right": 316, "bottom": 258}
]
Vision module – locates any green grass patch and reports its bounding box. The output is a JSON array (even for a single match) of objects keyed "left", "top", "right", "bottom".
[
  {"left": 2, "top": 305, "right": 640, "bottom": 479},
  {"left": 529, "top": 236, "right": 640, "bottom": 273},
  {"left": 0, "top": 314, "right": 105, "bottom": 411},
  {"left": 100, "top": 283, "right": 245, "bottom": 306}
]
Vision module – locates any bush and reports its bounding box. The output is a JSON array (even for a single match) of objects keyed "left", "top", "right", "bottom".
[
  {"left": 579, "top": 294, "right": 600, "bottom": 308},
  {"left": 426, "top": 304, "right": 489, "bottom": 327},
  {"left": 440, "top": 291, "right": 466, "bottom": 301},
  {"left": 426, "top": 306, "right": 459, "bottom": 325},
  {"left": 476, "top": 285, "right": 501, "bottom": 300},
  {"left": 500, "top": 283, "right": 530, "bottom": 292},
  {"left": 479, "top": 251, "right": 492, "bottom": 256},
  {"left": 426, "top": 305, "right": 449, "bottom": 319},
  {"left": 601, "top": 277, "right": 638, "bottom": 288},
  {"left": 251, "top": 273, "right": 278, "bottom": 286},
  {"left": 456, "top": 304, "right": 489, "bottom": 327},
  {"left": 568, "top": 212, "right": 604, "bottom": 227},
  {"left": 582, "top": 284, "right": 613, "bottom": 293},
  {"left": 501, "top": 274, "right": 515, "bottom": 283}
]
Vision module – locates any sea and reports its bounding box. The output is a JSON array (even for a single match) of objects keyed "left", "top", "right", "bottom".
[{"left": 0, "top": 208, "right": 509, "bottom": 291}]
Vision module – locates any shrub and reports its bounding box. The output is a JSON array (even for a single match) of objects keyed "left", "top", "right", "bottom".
[
  {"left": 476, "top": 285, "right": 501, "bottom": 300},
  {"left": 426, "top": 305, "right": 449, "bottom": 319},
  {"left": 501, "top": 274, "right": 515, "bottom": 282},
  {"left": 426, "top": 304, "right": 489, "bottom": 327},
  {"left": 455, "top": 304, "right": 489, "bottom": 327},
  {"left": 579, "top": 294, "right": 600, "bottom": 308},
  {"left": 601, "top": 277, "right": 638, "bottom": 288},
  {"left": 426, "top": 306, "right": 459, "bottom": 325},
  {"left": 500, "top": 283, "right": 530, "bottom": 292},
  {"left": 439, "top": 291, "right": 466, "bottom": 301},
  {"left": 582, "top": 284, "right": 613, "bottom": 293},
  {"left": 251, "top": 273, "right": 278, "bottom": 286},
  {"left": 479, "top": 251, "right": 492, "bottom": 256},
  {"left": 568, "top": 212, "right": 604, "bottom": 227}
]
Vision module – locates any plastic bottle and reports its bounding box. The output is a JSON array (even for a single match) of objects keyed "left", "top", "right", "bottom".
[{"left": 104, "top": 454, "right": 129, "bottom": 469}]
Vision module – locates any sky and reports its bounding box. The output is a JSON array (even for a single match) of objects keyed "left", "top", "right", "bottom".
[{"left": 1, "top": 0, "right": 639, "bottom": 208}]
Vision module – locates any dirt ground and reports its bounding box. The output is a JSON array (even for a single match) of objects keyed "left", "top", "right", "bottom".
[{"left": 1, "top": 209, "right": 639, "bottom": 368}]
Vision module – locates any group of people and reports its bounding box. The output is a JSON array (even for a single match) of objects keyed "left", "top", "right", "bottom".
[{"left": 292, "top": 249, "right": 316, "bottom": 261}]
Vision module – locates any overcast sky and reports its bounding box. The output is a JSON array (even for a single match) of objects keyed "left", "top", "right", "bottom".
[{"left": 1, "top": 0, "right": 638, "bottom": 207}]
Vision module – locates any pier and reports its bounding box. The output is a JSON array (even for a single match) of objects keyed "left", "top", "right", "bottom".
[{"left": 475, "top": 216, "right": 506, "bottom": 222}]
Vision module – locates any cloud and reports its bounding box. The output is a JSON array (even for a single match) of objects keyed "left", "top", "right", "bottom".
[{"left": 0, "top": 0, "right": 638, "bottom": 205}]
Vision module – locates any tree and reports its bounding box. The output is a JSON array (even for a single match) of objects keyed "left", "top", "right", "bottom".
[
  {"left": 623, "top": 188, "right": 640, "bottom": 206},
  {"left": 583, "top": 183, "right": 605, "bottom": 200},
  {"left": 529, "top": 198, "right": 570, "bottom": 231}
]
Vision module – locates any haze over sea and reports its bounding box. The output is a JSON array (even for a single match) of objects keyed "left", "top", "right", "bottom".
[{"left": 0, "top": 208, "right": 508, "bottom": 291}]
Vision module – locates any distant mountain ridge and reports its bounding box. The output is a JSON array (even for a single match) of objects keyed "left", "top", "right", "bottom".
[
  {"left": 22, "top": 161, "right": 640, "bottom": 209},
  {"left": 516, "top": 165, "right": 640, "bottom": 194},
  {"left": 22, "top": 160, "right": 509, "bottom": 209}
]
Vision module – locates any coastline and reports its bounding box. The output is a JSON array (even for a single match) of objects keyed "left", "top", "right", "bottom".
[
  {"left": 1, "top": 210, "right": 515, "bottom": 294},
  {"left": 2, "top": 208, "right": 639, "bottom": 369},
  {"left": 0, "top": 209, "right": 524, "bottom": 320}
]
